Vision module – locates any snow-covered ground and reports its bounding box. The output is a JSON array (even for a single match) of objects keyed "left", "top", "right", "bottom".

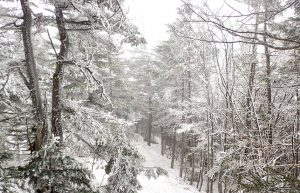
[
  {"left": 77, "top": 157, "right": 108, "bottom": 191},
  {"left": 80, "top": 134, "right": 217, "bottom": 193},
  {"left": 134, "top": 134, "right": 214, "bottom": 193}
]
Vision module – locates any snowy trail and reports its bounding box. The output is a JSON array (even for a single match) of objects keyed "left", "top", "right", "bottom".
[{"left": 134, "top": 135, "right": 203, "bottom": 193}]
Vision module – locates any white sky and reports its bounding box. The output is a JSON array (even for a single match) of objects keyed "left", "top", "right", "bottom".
[{"left": 124, "top": 0, "right": 182, "bottom": 49}]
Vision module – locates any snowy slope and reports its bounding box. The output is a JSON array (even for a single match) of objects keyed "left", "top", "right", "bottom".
[
  {"left": 80, "top": 134, "right": 217, "bottom": 193},
  {"left": 134, "top": 135, "right": 204, "bottom": 193}
]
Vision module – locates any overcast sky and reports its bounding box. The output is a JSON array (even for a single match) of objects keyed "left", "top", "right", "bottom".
[{"left": 124, "top": 0, "right": 182, "bottom": 49}]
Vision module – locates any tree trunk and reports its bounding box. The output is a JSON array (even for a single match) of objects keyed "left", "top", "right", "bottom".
[
  {"left": 209, "top": 105, "right": 214, "bottom": 193},
  {"left": 197, "top": 150, "right": 203, "bottom": 188},
  {"left": 147, "top": 96, "right": 152, "bottom": 146},
  {"left": 161, "top": 127, "right": 165, "bottom": 156},
  {"left": 263, "top": 7, "right": 272, "bottom": 145},
  {"left": 52, "top": 5, "right": 69, "bottom": 145},
  {"left": 296, "top": 87, "right": 300, "bottom": 177},
  {"left": 187, "top": 69, "right": 195, "bottom": 185},
  {"left": 180, "top": 132, "right": 186, "bottom": 177},
  {"left": 171, "top": 131, "right": 176, "bottom": 169},
  {"left": 204, "top": 63, "right": 214, "bottom": 193},
  {"left": 135, "top": 122, "right": 138, "bottom": 134},
  {"left": 189, "top": 137, "right": 195, "bottom": 185},
  {"left": 206, "top": 112, "right": 211, "bottom": 193},
  {"left": 198, "top": 151, "right": 205, "bottom": 191},
  {"left": 246, "top": 13, "right": 259, "bottom": 131},
  {"left": 293, "top": 50, "right": 300, "bottom": 177},
  {"left": 180, "top": 73, "right": 186, "bottom": 177},
  {"left": 20, "top": 0, "right": 46, "bottom": 151}
]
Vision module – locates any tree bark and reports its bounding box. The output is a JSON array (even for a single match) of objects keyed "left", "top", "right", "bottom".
[
  {"left": 171, "top": 131, "right": 176, "bottom": 169},
  {"left": 293, "top": 87, "right": 300, "bottom": 177},
  {"left": 20, "top": 0, "right": 46, "bottom": 151},
  {"left": 180, "top": 132, "right": 186, "bottom": 177},
  {"left": 197, "top": 150, "right": 204, "bottom": 190},
  {"left": 180, "top": 73, "right": 186, "bottom": 177},
  {"left": 161, "top": 127, "right": 165, "bottom": 156},
  {"left": 189, "top": 137, "right": 195, "bottom": 185},
  {"left": 52, "top": 4, "right": 69, "bottom": 145},
  {"left": 246, "top": 12, "right": 259, "bottom": 131},
  {"left": 204, "top": 62, "right": 214, "bottom": 193},
  {"left": 263, "top": 8, "right": 272, "bottom": 145},
  {"left": 293, "top": 50, "right": 300, "bottom": 177},
  {"left": 187, "top": 69, "right": 195, "bottom": 185},
  {"left": 147, "top": 96, "right": 152, "bottom": 146}
]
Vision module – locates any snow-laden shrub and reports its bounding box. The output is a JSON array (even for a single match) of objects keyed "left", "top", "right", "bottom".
[
  {"left": 95, "top": 130, "right": 144, "bottom": 193},
  {"left": 106, "top": 146, "right": 143, "bottom": 193},
  {"left": 239, "top": 167, "right": 300, "bottom": 193},
  {"left": 20, "top": 138, "right": 98, "bottom": 193},
  {"left": 0, "top": 151, "right": 33, "bottom": 193}
]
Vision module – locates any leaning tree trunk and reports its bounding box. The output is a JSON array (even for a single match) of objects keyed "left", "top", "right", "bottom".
[
  {"left": 52, "top": 4, "right": 69, "bottom": 145},
  {"left": 20, "top": 0, "right": 46, "bottom": 151}
]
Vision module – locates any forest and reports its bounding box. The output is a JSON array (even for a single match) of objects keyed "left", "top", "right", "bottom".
[{"left": 0, "top": 0, "right": 300, "bottom": 193}]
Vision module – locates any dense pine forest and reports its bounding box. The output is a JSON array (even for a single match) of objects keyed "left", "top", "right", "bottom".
[{"left": 1, "top": 0, "right": 300, "bottom": 193}]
